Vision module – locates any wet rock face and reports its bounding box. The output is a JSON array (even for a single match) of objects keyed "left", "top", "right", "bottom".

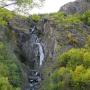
[
  {"left": 9, "top": 16, "right": 89, "bottom": 66},
  {"left": 10, "top": 25, "right": 43, "bottom": 89},
  {"left": 60, "top": 0, "right": 90, "bottom": 14},
  {"left": 40, "top": 20, "right": 56, "bottom": 59},
  {"left": 16, "top": 32, "right": 40, "bottom": 69},
  {"left": 28, "top": 70, "right": 41, "bottom": 90},
  {"left": 8, "top": 15, "right": 56, "bottom": 64},
  {"left": 9, "top": 16, "right": 30, "bottom": 33}
]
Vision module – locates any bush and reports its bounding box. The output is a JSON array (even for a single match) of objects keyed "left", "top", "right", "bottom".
[
  {"left": 67, "top": 32, "right": 78, "bottom": 46},
  {"left": 57, "top": 49, "right": 84, "bottom": 69},
  {"left": 0, "top": 41, "right": 22, "bottom": 89},
  {"left": 0, "top": 8, "right": 13, "bottom": 26},
  {"left": 50, "top": 12, "right": 65, "bottom": 23},
  {"left": 83, "top": 52, "right": 90, "bottom": 67},
  {"left": 49, "top": 67, "right": 72, "bottom": 90},
  {"left": 81, "top": 10, "right": 90, "bottom": 25},
  {"left": 57, "top": 48, "right": 90, "bottom": 69},
  {"left": 0, "top": 77, "right": 13, "bottom": 90},
  {"left": 63, "top": 15, "right": 81, "bottom": 24},
  {"left": 30, "top": 14, "right": 41, "bottom": 22},
  {"left": 50, "top": 12, "right": 81, "bottom": 26},
  {"left": 85, "top": 35, "right": 90, "bottom": 49},
  {"left": 47, "top": 48, "right": 90, "bottom": 90}
]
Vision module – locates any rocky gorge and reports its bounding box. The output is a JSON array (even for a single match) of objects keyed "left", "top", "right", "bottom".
[
  {"left": 0, "top": 0, "right": 90, "bottom": 90},
  {"left": 8, "top": 16, "right": 56, "bottom": 90}
]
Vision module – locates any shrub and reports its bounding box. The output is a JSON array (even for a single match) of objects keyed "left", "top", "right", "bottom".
[
  {"left": 85, "top": 35, "right": 90, "bottom": 48},
  {"left": 81, "top": 10, "right": 90, "bottom": 25},
  {"left": 0, "top": 8, "right": 13, "bottom": 26},
  {"left": 83, "top": 52, "right": 90, "bottom": 67},
  {"left": 57, "top": 48, "right": 86, "bottom": 69},
  {"left": 47, "top": 48, "right": 90, "bottom": 90},
  {"left": 50, "top": 12, "right": 81, "bottom": 26},
  {"left": 0, "top": 77, "right": 13, "bottom": 90},
  {"left": 0, "top": 41, "right": 22, "bottom": 89},
  {"left": 50, "top": 12, "right": 65, "bottom": 23},
  {"left": 30, "top": 14, "right": 41, "bottom": 22},
  {"left": 67, "top": 32, "right": 78, "bottom": 46},
  {"left": 63, "top": 15, "right": 81, "bottom": 24},
  {"left": 50, "top": 67, "right": 72, "bottom": 90}
]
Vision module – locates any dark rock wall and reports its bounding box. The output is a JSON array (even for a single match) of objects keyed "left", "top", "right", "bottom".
[
  {"left": 60, "top": 0, "right": 90, "bottom": 14},
  {"left": 41, "top": 20, "right": 56, "bottom": 59}
]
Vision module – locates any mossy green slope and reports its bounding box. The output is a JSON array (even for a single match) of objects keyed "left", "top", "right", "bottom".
[{"left": 0, "top": 8, "right": 23, "bottom": 90}]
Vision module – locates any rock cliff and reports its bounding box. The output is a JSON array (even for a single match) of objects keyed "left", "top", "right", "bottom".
[
  {"left": 60, "top": 0, "right": 90, "bottom": 14},
  {"left": 0, "top": 0, "right": 90, "bottom": 89}
]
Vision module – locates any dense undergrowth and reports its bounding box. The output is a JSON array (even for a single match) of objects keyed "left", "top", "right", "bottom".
[
  {"left": 49, "top": 10, "right": 90, "bottom": 26},
  {"left": 0, "top": 8, "right": 14, "bottom": 26},
  {"left": 0, "top": 8, "right": 23, "bottom": 90},
  {"left": 48, "top": 48, "right": 90, "bottom": 90},
  {"left": 0, "top": 8, "right": 42, "bottom": 90},
  {"left": 42, "top": 10, "right": 90, "bottom": 90},
  {"left": 0, "top": 41, "right": 23, "bottom": 90}
]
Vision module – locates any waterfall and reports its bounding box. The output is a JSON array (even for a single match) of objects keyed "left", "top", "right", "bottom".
[
  {"left": 27, "top": 26, "right": 44, "bottom": 90},
  {"left": 31, "top": 26, "right": 35, "bottom": 32},
  {"left": 30, "top": 26, "right": 44, "bottom": 66},
  {"left": 29, "top": 26, "right": 35, "bottom": 33},
  {"left": 36, "top": 43, "right": 44, "bottom": 66},
  {"left": 24, "top": 25, "right": 45, "bottom": 90}
]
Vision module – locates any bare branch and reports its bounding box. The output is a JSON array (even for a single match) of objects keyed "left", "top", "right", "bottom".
[{"left": 0, "top": 2, "right": 16, "bottom": 8}]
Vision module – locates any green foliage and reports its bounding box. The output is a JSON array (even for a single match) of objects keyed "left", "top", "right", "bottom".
[
  {"left": 8, "top": 63, "right": 22, "bottom": 87},
  {"left": 1, "top": 0, "right": 43, "bottom": 6},
  {"left": 85, "top": 35, "right": 90, "bottom": 49},
  {"left": 47, "top": 48, "right": 90, "bottom": 90},
  {"left": 50, "top": 12, "right": 65, "bottom": 23},
  {"left": 0, "top": 41, "right": 22, "bottom": 89},
  {"left": 49, "top": 10, "right": 90, "bottom": 27},
  {"left": 50, "top": 12, "right": 81, "bottom": 25},
  {"left": 72, "top": 65, "right": 90, "bottom": 90},
  {"left": 0, "top": 8, "right": 13, "bottom": 26},
  {"left": 50, "top": 67, "right": 72, "bottom": 90},
  {"left": 57, "top": 48, "right": 90, "bottom": 69},
  {"left": 81, "top": 10, "right": 90, "bottom": 25},
  {"left": 0, "top": 76, "right": 21, "bottom": 90},
  {"left": 0, "top": 77, "right": 13, "bottom": 90},
  {"left": 0, "top": 63, "right": 9, "bottom": 77},
  {"left": 63, "top": 15, "right": 81, "bottom": 24},
  {"left": 17, "top": 0, "right": 32, "bottom": 5},
  {"left": 83, "top": 52, "right": 90, "bottom": 67},
  {"left": 30, "top": 15, "right": 41, "bottom": 22},
  {"left": 67, "top": 32, "right": 78, "bottom": 46}
]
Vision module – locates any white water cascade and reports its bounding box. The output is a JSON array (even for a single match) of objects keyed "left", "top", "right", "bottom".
[
  {"left": 30, "top": 26, "right": 44, "bottom": 66},
  {"left": 31, "top": 26, "right": 35, "bottom": 32},
  {"left": 36, "top": 43, "right": 44, "bottom": 66}
]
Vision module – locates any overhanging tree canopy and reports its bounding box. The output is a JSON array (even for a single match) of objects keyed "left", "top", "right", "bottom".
[
  {"left": 0, "top": 0, "right": 44, "bottom": 8},
  {"left": 0, "top": 0, "right": 45, "bottom": 15}
]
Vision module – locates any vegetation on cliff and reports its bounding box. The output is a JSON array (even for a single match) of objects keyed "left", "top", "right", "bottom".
[
  {"left": 50, "top": 10, "right": 90, "bottom": 26},
  {"left": 0, "top": 41, "right": 23, "bottom": 90},
  {"left": 47, "top": 48, "right": 90, "bottom": 90},
  {"left": 0, "top": 8, "right": 23, "bottom": 90},
  {"left": 0, "top": 1, "right": 90, "bottom": 90},
  {"left": 42, "top": 10, "right": 90, "bottom": 90},
  {"left": 0, "top": 8, "right": 14, "bottom": 26}
]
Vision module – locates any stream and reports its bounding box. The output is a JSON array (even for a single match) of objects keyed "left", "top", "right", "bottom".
[
  {"left": 9, "top": 20, "right": 45, "bottom": 90},
  {"left": 36, "top": 43, "right": 44, "bottom": 66},
  {"left": 28, "top": 26, "right": 44, "bottom": 90}
]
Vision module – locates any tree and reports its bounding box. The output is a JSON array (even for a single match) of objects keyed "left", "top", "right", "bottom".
[
  {"left": 0, "top": 0, "right": 45, "bottom": 15},
  {"left": 0, "top": 0, "right": 44, "bottom": 8}
]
